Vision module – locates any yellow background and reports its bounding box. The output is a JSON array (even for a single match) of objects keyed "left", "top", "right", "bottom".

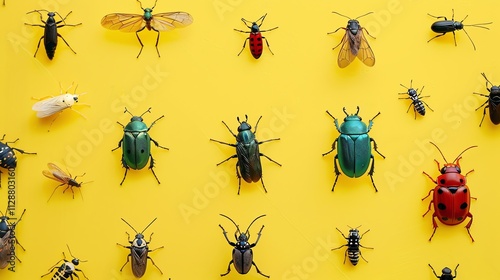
[{"left": 1, "top": 0, "right": 499, "bottom": 279}]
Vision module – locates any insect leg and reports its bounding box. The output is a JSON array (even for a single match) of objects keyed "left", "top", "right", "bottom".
[
  {"left": 428, "top": 213, "right": 439, "bottom": 241},
  {"left": 215, "top": 154, "right": 237, "bottom": 166},
  {"left": 260, "top": 153, "right": 281, "bottom": 166},
  {"left": 259, "top": 175, "right": 268, "bottom": 193},
  {"left": 250, "top": 225, "right": 264, "bottom": 248},
  {"left": 147, "top": 255, "right": 164, "bottom": 274},
  {"left": 421, "top": 100, "right": 434, "bottom": 112},
  {"left": 74, "top": 268, "right": 89, "bottom": 280},
  {"left": 258, "top": 138, "right": 280, "bottom": 145},
  {"left": 237, "top": 37, "right": 249, "bottom": 56},
  {"left": 210, "top": 139, "right": 236, "bottom": 147},
  {"left": 332, "top": 155, "right": 341, "bottom": 191},
  {"left": 119, "top": 157, "right": 129, "bottom": 185},
  {"left": 475, "top": 100, "right": 489, "bottom": 127},
  {"left": 150, "top": 137, "right": 169, "bottom": 150},
  {"left": 370, "top": 138, "right": 385, "bottom": 158},
  {"left": 367, "top": 155, "right": 378, "bottom": 192},
  {"left": 252, "top": 261, "right": 270, "bottom": 278},
  {"left": 427, "top": 33, "right": 447, "bottom": 43},
  {"left": 111, "top": 139, "right": 123, "bottom": 152},
  {"left": 358, "top": 249, "right": 370, "bottom": 263},
  {"left": 148, "top": 154, "right": 161, "bottom": 184},
  {"left": 421, "top": 187, "right": 435, "bottom": 201},
  {"left": 322, "top": 138, "right": 337, "bottom": 157},
  {"left": 464, "top": 212, "right": 474, "bottom": 242},
  {"left": 154, "top": 29, "right": 161, "bottom": 57},
  {"left": 41, "top": 259, "right": 64, "bottom": 277},
  {"left": 221, "top": 260, "right": 234, "bottom": 276},
  {"left": 119, "top": 254, "right": 132, "bottom": 272},
  {"left": 57, "top": 34, "right": 77, "bottom": 54},
  {"left": 10, "top": 147, "right": 36, "bottom": 155},
  {"left": 236, "top": 161, "right": 242, "bottom": 194},
  {"left": 219, "top": 225, "right": 237, "bottom": 246},
  {"left": 135, "top": 26, "right": 146, "bottom": 58},
  {"left": 261, "top": 36, "right": 274, "bottom": 55},
  {"left": 405, "top": 102, "right": 413, "bottom": 113},
  {"left": 47, "top": 182, "right": 66, "bottom": 202},
  {"left": 32, "top": 35, "right": 45, "bottom": 57}
]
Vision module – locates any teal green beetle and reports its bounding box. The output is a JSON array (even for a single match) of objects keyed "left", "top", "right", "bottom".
[
  {"left": 112, "top": 108, "right": 168, "bottom": 185},
  {"left": 322, "top": 107, "right": 384, "bottom": 192}
]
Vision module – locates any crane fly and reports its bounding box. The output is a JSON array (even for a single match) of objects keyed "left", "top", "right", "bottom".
[
  {"left": 101, "top": 0, "right": 193, "bottom": 58},
  {"left": 328, "top": 12, "right": 375, "bottom": 68}
]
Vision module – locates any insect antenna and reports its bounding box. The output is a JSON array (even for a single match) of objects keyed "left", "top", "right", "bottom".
[
  {"left": 429, "top": 142, "right": 449, "bottom": 163},
  {"left": 331, "top": 11, "right": 351, "bottom": 20},
  {"left": 342, "top": 107, "right": 349, "bottom": 116},
  {"left": 245, "top": 214, "right": 266, "bottom": 235},
  {"left": 452, "top": 145, "right": 478, "bottom": 164},
  {"left": 136, "top": 0, "right": 145, "bottom": 10},
  {"left": 220, "top": 214, "right": 242, "bottom": 235},
  {"left": 139, "top": 217, "right": 158, "bottom": 234},
  {"left": 481, "top": 72, "right": 494, "bottom": 87},
  {"left": 140, "top": 107, "right": 153, "bottom": 117},
  {"left": 151, "top": 0, "right": 158, "bottom": 9},
  {"left": 66, "top": 244, "right": 87, "bottom": 263},
  {"left": 355, "top": 12, "right": 374, "bottom": 20}
]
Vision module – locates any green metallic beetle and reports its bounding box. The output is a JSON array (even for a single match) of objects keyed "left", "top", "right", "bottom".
[
  {"left": 322, "top": 107, "right": 384, "bottom": 192},
  {"left": 112, "top": 108, "right": 168, "bottom": 185}
]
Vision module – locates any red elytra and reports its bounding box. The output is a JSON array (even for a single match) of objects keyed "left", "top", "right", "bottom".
[
  {"left": 234, "top": 14, "right": 278, "bottom": 59},
  {"left": 422, "top": 142, "right": 477, "bottom": 242}
]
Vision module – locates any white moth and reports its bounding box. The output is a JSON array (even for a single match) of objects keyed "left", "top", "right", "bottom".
[{"left": 32, "top": 83, "right": 89, "bottom": 130}]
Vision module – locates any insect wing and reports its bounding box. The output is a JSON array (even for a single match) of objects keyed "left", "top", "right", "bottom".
[
  {"left": 43, "top": 163, "right": 71, "bottom": 184},
  {"left": 0, "top": 231, "right": 11, "bottom": 269},
  {"left": 101, "top": 13, "right": 146, "bottom": 32},
  {"left": 356, "top": 29, "right": 375, "bottom": 67},
  {"left": 150, "top": 12, "right": 193, "bottom": 31},
  {"left": 131, "top": 247, "right": 148, "bottom": 278},
  {"left": 32, "top": 94, "right": 73, "bottom": 118},
  {"left": 337, "top": 30, "right": 356, "bottom": 68}
]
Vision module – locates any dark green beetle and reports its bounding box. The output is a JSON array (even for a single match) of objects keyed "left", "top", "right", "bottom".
[
  {"left": 322, "top": 107, "right": 384, "bottom": 192},
  {"left": 112, "top": 108, "right": 168, "bottom": 185},
  {"left": 210, "top": 115, "right": 281, "bottom": 194}
]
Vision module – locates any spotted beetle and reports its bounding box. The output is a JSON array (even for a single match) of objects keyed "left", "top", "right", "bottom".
[
  {"left": 0, "top": 135, "right": 36, "bottom": 187},
  {"left": 234, "top": 14, "right": 278, "bottom": 59},
  {"left": 474, "top": 73, "right": 500, "bottom": 127},
  {"left": 428, "top": 264, "right": 459, "bottom": 279},
  {"left": 210, "top": 115, "right": 281, "bottom": 194},
  {"left": 112, "top": 108, "right": 168, "bottom": 185},
  {"left": 41, "top": 245, "right": 88, "bottom": 279},
  {"left": 422, "top": 142, "right": 477, "bottom": 241},
  {"left": 398, "top": 80, "right": 433, "bottom": 119},
  {"left": 219, "top": 214, "right": 269, "bottom": 278},
  {"left": 331, "top": 226, "right": 373, "bottom": 266}
]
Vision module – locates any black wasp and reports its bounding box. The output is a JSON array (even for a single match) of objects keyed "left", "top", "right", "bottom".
[
  {"left": 331, "top": 226, "right": 373, "bottom": 266},
  {"left": 399, "top": 80, "right": 433, "bottom": 119}
]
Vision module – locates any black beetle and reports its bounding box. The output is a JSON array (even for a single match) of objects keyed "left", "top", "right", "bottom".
[
  {"left": 41, "top": 245, "right": 88, "bottom": 280},
  {"left": 118, "top": 217, "right": 163, "bottom": 278},
  {"left": 427, "top": 9, "right": 492, "bottom": 50},
  {"left": 428, "top": 264, "right": 459, "bottom": 279},
  {"left": 210, "top": 115, "right": 281, "bottom": 194},
  {"left": 24, "top": 10, "right": 81, "bottom": 59},
  {"left": 474, "top": 73, "right": 500, "bottom": 127},
  {"left": 0, "top": 135, "right": 36, "bottom": 187},
  {"left": 331, "top": 226, "right": 373, "bottom": 266},
  {"left": 219, "top": 214, "right": 269, "bottom": 278},
  {"left": 398, "top": 80, "right": 433, "bottom": 119}
]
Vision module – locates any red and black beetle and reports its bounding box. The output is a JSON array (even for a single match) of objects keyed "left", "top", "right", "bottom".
[
  {"left": 234, "top": 14, "right": 278, "bottom": 59},
  {"left": 422, "top": 142, "right": 477, "bottom": 242}
]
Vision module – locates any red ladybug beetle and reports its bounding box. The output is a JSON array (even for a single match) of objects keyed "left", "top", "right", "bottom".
[
  {"left": 234, "top": 14, "right": 278, "bottom": 59},
  {"left": 422, "top": 142, "right": 477, "bottom": 242}
]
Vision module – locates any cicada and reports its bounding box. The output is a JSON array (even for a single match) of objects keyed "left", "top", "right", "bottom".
[
  {"left": 328, "top": 12, "right": 375, "bottom": 68},
  {"left": 32, "top": 83, "right": 88, "bottom": 131},
  {"left": 101, "top": 0, "right": 193, "bottom": 58},
  {"left": 42, "top": 163, "right": 89, "bottom": 202}
]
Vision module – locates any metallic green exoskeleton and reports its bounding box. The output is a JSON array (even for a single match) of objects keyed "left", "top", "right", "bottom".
[
  {"left": 322, "top": 107, "right": 384, "bottom": 192},
  {"left": 210, "top": 115, "right": 281, "bottom": 194},
  {"left": 112, "top": 108, "right": 168, "bottom": 185}
]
